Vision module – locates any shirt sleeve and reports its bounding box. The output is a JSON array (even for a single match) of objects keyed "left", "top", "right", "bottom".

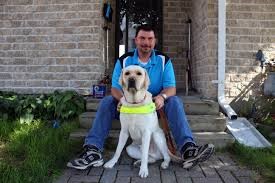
[
  {"left": 111, "top": 60, "right": 123, "bottom": 90},
  {"left": 163, "top": 59, "right": 176, "bottom": 88}
]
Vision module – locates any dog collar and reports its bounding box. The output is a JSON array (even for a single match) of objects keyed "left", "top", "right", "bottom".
[
  {"left": 120, "top": 102, "right": 156, "bottom": 114},
  {"left": 125, "top": 95, "right": 147, "bottom": 104}
]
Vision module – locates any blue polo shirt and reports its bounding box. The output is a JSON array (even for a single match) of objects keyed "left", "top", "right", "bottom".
[{"left": 112, "top": 49, "right": 176, "bottom": 96}]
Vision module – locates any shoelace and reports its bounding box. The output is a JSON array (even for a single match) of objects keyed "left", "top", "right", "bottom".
[
  {"left": 182, "top": 146, "right": 199, "bottom": 160},
  {"left": 78, "top": 150, "right": 88, "bottom": 159},
  {"left": 78, "top": 147, "right": 94, "bottom": 158}
]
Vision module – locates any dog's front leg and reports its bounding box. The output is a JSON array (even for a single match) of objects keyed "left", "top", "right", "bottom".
[
  {"left": 152, "top": 131, "right": 170, "bottom": 169},
  {"left": 104, "top": 130, "right": 129, "bottom": 169},
  {"left": 139, "top": 130, "right": 151, "bottom": 178}
]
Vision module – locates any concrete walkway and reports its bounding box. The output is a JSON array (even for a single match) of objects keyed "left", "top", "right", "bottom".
[{"left": 53, "top": 150, "right": 259, "bottom": 183}]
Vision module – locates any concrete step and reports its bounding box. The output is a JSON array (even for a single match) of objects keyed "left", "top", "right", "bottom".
[
  {"left": 79, "top": 112, "right": 226, "bottom": 132},
  {"left": 70, "top": 129, "right": 235, "bottom": 149},
  {"left": 85, "top": 95, "right": 219, "bottom": 115},
  {"left": 179, "top": 95, "right": 219, "bottom": 115}
]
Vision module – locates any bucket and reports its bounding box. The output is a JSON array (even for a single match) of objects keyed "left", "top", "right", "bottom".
[{"left": 92, "top": 84, "right": 106, "bottom": 98}]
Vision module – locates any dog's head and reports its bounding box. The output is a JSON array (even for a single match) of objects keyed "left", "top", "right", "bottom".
[{"left": 119, "top": 65, "right": 150, "bottom": 93}]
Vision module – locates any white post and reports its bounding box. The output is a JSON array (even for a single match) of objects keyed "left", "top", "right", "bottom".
[
  {"left": 218, "top": 0, "right": 226, "bottom": 97},
  {"left": 217, "top": 0, "right": 237, "bottom": 120}
]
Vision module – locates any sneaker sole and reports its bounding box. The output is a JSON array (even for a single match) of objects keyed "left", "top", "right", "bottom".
[
  {"left": 182, "top": 144, "right": 215, "bottom": 169},
  {"left": 67, "top": 159, "right": 104, "bottom": 170}
]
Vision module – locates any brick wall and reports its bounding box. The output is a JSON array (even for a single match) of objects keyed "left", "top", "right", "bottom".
[
  {"left": 191, "top": 0, "right": 217, "bottom": 99},
  {"left": 0, "top": 0, "right": 107, "bottom": 94},
  {"left": 190, "top": 0, "right": 275, "bottom": 101},
  {"left": 226, "top": 0, "right": 275, "bottom": 102},
  {"left": 163, "top": 0, "right": 219, "bottom": 99},
  {"left": 163, "top": 0, "right": 191, "bottom": 92},
  {"left": 2, "top": 0, "right": 274, "bottom": 100}
]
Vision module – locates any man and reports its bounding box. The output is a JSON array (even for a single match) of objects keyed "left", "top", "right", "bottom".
[{"left": 67, "top": 24, "right": 214, "bottom": 170}]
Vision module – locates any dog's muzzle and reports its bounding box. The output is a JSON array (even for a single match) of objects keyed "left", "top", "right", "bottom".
[{"left": 127, "top": 77, "right": 137, "bottom": 90}]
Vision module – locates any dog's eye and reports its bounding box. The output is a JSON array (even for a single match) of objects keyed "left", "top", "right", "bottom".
[
  {"left": 136, "top": 72, "right": 142, "bottom": 76},
  {"left": 125, "top": 71, "right": 130, "bottom": 75}
]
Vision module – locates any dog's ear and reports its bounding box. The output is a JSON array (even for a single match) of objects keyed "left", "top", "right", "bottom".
[
  {"left": 119, "top": 69, "right": 124, "bottom": 87},
  {"left": 142, "top": 69, "right": 150, "bottom": 90}
]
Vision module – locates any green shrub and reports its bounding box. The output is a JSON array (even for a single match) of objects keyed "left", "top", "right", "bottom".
[
  {"left": 0, "top": 91, "right": 19, "bottom": 121},
  {"left": 0, "top": 119, "right": 82, "bottom": 183},
  {"left": 0, "top": 90, "right": 85, "bottom": 122},
  {"left": 0, "top": 91, "right": 85, "bottom": 183},
  {"left": 262, "top": 115, "right": 275, "bottom": 128},
  {"left": 47, "top": 90, "right": 86, "bottom": 121}
]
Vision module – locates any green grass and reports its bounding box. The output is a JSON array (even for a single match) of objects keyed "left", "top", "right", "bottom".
[
  {"left": 228, "top": 140, "right": 275, "bottom": 182},
  {"left": 0, "top": 119, "right": 82, "bottom": 183}
]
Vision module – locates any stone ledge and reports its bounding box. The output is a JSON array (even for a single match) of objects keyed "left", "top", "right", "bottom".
[
  {"left": 69, "top": 129, "right": 235, "bottom": 149},
  {"left": 85, "top": 95, "right": 220, "bottom": 115},
  {"left": 79, "top": 112, "right": 227, "bottom": 132}
]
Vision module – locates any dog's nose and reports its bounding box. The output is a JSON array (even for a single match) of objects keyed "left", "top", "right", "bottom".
[
  {"left": 128, "top": 77, "right": 136, "bottom": 88},
  {"left": 129, "top": 77, "right": 135, "bottom": 82}
]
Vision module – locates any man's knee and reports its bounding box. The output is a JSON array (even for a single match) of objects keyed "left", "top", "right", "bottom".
[
  {"left": 100, "top": 96, "right": 116, "bottom": 106},
  {"left": 166, "top": 96, "right": 183, "bottom": 105},
  {"left": 98, "top": 96, "right": 117, "bottom": 112}
]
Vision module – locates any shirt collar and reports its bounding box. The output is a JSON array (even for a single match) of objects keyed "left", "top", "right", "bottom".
[{"left": 133, "top": 49, "right": 157, "bottom": 68}]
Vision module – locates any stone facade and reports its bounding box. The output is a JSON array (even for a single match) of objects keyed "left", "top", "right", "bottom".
[
  {"left": 163, "top": 0, "right": 191, "bottom": 91},
  {"left": 225, "top": 0, "right": 275, "bottom": 103},
  {"left": 190, "top": 0, "right": 275, "bottom": 101},
  {"left": 0, "top": 0, "right": 106, "bottom": 94},
  {"left": 191, "top": 0, "right": 217, "bottom": 98},
  {"left": 1, "top": 0, "right": 275, "bottom": 101}
]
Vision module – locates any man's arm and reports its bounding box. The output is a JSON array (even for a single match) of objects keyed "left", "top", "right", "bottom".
[
  {"left": 111, "top": 87, "right": 123, "bottom": 101},
  {"left": 161, "top": 87, "right": 176, "bottom": 97},
  {"left": 111, "top": 60, "right": 123, "bottom": 102},
  {"left": 154, "top": 87, "right": 176, "bottom": 110},
  {"left": 154, "top": 58, "right": 176, "bottom": 110}
]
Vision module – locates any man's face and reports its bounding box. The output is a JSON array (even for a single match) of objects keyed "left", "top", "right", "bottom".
[{"left": 135, "top": 30, "right": 156, "bottom": 54}]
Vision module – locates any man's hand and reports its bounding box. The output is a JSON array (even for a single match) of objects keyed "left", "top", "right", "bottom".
[
  {"left": 117, "top": 101, "right": 122, "bottom": 112},
  {"left": 153, "top": 95, "right": 165, "bottom": 110},
  {"left": 111, "top": 88, "right": 124, "bottom": 112},
  {"left": 117, "top": 97, "right": 124, "bottom": 112}
]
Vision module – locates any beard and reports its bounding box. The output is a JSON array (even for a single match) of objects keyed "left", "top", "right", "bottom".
[{"left": 139, "top": 45, "right": 152, "bottom": 54}]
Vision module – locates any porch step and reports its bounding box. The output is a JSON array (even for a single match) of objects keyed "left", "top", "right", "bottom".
[
  {"left": 70, "top": 129, "right": 235, "bottom": 149},
  {"left": 179, "top": 95, "right": 219, "bottom": 115},
  {"left": 79, "top": 112, "right": 226, "bottom": 132},
  {"left": 77, "top": 95, "right": 234, "bottom": 149},
  {"left": 85, "top": 95, "right": 219, "bottom": 115}
]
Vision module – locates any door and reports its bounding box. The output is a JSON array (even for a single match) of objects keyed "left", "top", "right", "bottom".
[{"left": 115, "top": 0, "right": 163, "bottom": 59}]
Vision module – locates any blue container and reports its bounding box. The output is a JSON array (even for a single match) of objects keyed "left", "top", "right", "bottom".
[
  {"left": 92, "top": 84, "right": 106, "bottom": 98},
  {"left": 52, "top": 119, "right": 60, "bottom": 128}
]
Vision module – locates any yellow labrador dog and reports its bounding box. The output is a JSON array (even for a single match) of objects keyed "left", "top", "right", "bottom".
[{"left": 104, "top": 65, "right": 170, "bottom": 178}]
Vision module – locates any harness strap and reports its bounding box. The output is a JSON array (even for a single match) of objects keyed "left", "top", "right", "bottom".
[{"left": 120, "top": 102, "right": 156, "bottom": 114}]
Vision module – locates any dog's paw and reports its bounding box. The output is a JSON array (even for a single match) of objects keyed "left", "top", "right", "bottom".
[
  {"left": 139, "top": 167, "right": 149, "bottom": 178},
  {"left": 103, "top": 159, "right": 116, "bottom": 169},
  {"left": 161, "top": 161, "right": 169, "bottom": 169}
]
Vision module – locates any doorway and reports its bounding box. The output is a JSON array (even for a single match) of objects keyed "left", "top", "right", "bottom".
[{"left": 115, "top": 0, "right": 163, "bottom": 59}]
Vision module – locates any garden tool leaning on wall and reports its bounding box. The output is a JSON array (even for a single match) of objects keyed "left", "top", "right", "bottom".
[
  {"left": 101, "top": 1, "right": 113, "bottom": 85},
  {"left": 185, "top": 18, "right": 193, "bottom": 96}
]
